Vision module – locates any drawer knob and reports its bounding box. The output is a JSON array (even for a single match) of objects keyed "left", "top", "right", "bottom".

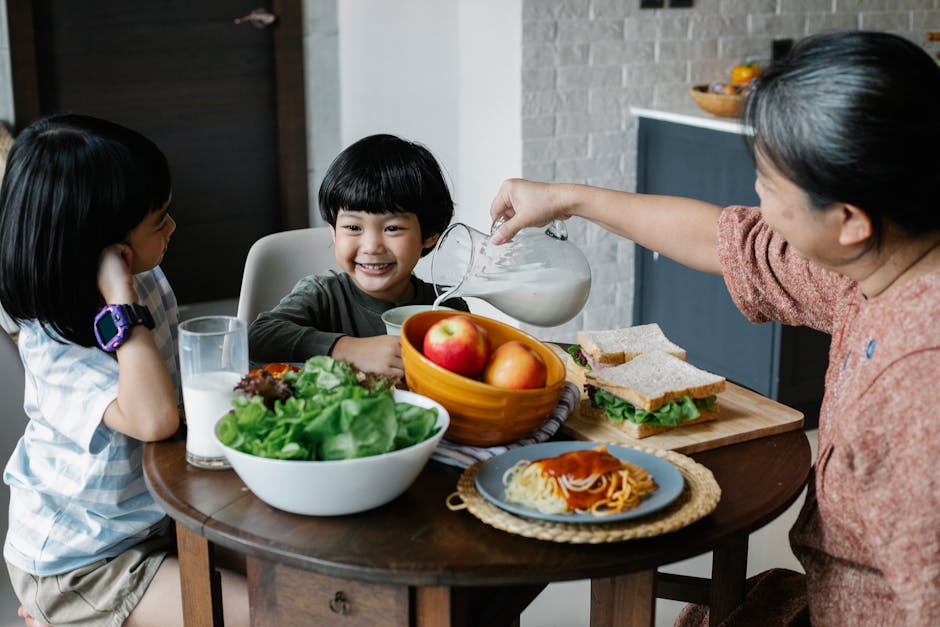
[{"left": 329, "top": 591, "right": 351, "bottom": 615}]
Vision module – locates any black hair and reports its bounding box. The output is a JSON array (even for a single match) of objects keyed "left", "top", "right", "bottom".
[
  {"left": 0, "top": 114, "right": 171, "bottom": 346},
  {"left": 318, "top": 134, "right": 454, "bottom": 256},
  {"left": 744, "top": 31, "right": 940, "bottom": 246}
]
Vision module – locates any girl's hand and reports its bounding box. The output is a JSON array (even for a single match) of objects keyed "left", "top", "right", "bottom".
[
  {"left": 330, "top": 335, "right": 404, "bottom": 380},
  {"left": 489, "top": 179, "right": 573, "bottom": 244},
  {"left": 97, "top": 243, "right": 138, "bottom": 303},
  {"left": 18, "top": 605, "right": 51, "bottom": 627}
]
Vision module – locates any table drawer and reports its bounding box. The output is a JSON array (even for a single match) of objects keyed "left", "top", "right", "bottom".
[{"left": 248, "top": 559, "right": 409, "bottom": 626}]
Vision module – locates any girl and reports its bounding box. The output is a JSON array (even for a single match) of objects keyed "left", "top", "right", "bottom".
[
  {"left": 490, "top": 32, "right": 939, "bottom": 626},
  {"left": 0, "top": 115, "right": 247, "bottom": 627}
]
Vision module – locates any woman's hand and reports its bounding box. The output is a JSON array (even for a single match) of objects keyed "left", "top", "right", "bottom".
[
  {"left": 97, "top": 243, "right": 138, "bottom": 304},
  {"left": 330, "top": 335, "right": 404, "bottom": 380},
  {"left": 489, "top": 179, "right": 574, "bottom": 244}
]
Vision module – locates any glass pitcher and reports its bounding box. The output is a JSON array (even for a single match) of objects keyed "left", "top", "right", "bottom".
[{"left": 430, "top": 218, "right": 591, "bottom": 327}]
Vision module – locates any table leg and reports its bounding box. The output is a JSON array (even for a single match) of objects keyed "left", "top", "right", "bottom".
[
  {"left": 590, "top": 570, "right": 656, "bottom": 627},
  {"left": 709, "top": 534, "right": 748, "bottom": 623},
  {"left": 414, "top": 586, "right": 467, "bottom": 627},
  {"left": 175, "top": 521, "right": 224, "bottom": 627}
]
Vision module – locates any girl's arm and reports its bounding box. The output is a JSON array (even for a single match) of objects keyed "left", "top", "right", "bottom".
[
  {"left": 98, "top": 245, "right": 178, "bottom": 441},
  {"left": 490, "top": 179, "right": 724, "bottom": 276}
]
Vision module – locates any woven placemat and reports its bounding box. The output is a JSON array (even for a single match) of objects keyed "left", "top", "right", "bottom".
[{"left": 448, "top": 444, "right": 721, "bottom": 544}]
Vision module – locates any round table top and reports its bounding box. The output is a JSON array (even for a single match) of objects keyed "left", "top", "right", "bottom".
[{"left": 144, "top": 429, "right": 810, "bottom": 587}]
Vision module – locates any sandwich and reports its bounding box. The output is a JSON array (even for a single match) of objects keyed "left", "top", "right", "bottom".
[
  {"left": 580, "top": 351, "right": 726, "bottom": 439},
  {"left": 565, "top": 324, "right": 686, "bottom": 392}
]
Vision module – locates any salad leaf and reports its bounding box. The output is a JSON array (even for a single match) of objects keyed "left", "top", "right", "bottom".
[
  {"left": 593, "top": 389, "right": 717, "bottom": 427},
  {"left": 216, "top": 356, "right": 440, "bottom": 461}
]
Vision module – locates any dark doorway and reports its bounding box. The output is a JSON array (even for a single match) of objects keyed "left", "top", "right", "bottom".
[{"left": 6, "top": 0, "right": 308, "bottom": 304}]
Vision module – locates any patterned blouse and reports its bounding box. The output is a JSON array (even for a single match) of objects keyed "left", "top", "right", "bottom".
[{"left": 715, "top": 206, "right": 940, "bottom": 626}]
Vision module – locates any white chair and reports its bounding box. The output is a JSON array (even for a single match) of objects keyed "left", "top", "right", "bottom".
[
  {"left": 0, "top": 331, "right": 26, "bottom": 617},
  {"left": 236, "top": 227, "right": 340, "bottom": 324}
]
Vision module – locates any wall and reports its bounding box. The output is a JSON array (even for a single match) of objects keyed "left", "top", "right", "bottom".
[
  {"left": 521, "top": 0, "right": 939, "bottom": 341},
  {"left": 327, "top": 0, "right": 522, "bottom": 322}
]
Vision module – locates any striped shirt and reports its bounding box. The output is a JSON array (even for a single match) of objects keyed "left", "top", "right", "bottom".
[{"left": 3, "top": 268, "right": 180, "bottom": 576}]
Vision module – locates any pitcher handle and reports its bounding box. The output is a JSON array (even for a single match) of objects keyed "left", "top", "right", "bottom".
[
  {"left": 490, "top": 216, "right": 568, "bottom": 241},
  {"left": 546, "top": 219, "right": 568, "bottom": 241}
]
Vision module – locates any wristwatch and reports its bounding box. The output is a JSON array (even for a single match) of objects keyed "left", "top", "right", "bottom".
[{"left": 94, "top": 303, "right": 155, "bottom": 352}]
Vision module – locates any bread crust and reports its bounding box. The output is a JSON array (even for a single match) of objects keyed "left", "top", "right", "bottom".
[
  {"left": 577, "top": 324, "right": 686, "bottom": 365},
  {"left": 579, "top": 400, "right": 719, "bottom": 439}
]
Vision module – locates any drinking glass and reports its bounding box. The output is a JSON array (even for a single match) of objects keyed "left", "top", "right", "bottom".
[{"left": 179, "top": 315, "right": 248, "bottom": 469}]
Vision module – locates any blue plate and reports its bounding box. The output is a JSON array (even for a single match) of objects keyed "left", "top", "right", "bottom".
[{"left": 474, "top": 442, "right": 685, "bottom": 523}]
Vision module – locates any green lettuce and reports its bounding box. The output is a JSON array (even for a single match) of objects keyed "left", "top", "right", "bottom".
[
  {"left": 593, "top": 388, "right": 717, "bottom": 427},
  {"left": 216, "top": 356, "right": 440, "bottom": 461}
]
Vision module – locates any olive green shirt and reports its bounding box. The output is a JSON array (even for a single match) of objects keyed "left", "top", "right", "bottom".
[{"left": 248, "top": 271, "right": 467, "bottom": 363}]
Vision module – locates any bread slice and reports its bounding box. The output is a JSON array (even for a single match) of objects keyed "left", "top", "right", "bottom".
[
  {"left": 577, "top": 324, "right": 686, "bottom": 365},
  {"left": 584, "top": 351, "right": 725, "bottom": 412},
  {"left": 564, "top": 352, "right": 589, "bottom": 395},
  {"left": 579, "top": 400, "right": 719, "bottom": 439}
]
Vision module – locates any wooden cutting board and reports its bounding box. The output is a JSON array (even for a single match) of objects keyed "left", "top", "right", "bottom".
[{"left": 547, "top": 344, "right": 804, "bottom": 454}]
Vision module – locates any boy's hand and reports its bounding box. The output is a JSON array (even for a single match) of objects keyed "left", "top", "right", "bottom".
[{"left": 331, "top": 335, "right": 404, "bottom": 380}]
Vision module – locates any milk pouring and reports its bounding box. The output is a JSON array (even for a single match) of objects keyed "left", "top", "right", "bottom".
[{"left": 431, "top": 220, "right": 591, "bottom": 326}]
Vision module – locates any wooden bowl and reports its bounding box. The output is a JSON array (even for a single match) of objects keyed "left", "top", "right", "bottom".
[
  {"left": 689, "top": 84, "right": 745, "bottom": 118},
  {"left": 401, "top": 311, "right": 565, "bottom": 446}
]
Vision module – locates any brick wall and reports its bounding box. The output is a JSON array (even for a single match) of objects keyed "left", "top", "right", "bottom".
[{"left": 521, "top": 0, "right": 939, "bottom": 341}]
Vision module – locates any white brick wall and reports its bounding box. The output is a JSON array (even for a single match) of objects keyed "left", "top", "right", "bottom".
[{"left": 521, "top": 0, "right": 939, "bottom": 342}]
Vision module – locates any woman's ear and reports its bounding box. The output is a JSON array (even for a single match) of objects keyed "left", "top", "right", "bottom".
[{"left": 837, "top": 204, "right": 873, "bottom": 247}]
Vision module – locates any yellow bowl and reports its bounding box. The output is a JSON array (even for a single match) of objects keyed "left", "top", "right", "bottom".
[
  {"left": 401, "top": 311, "right": 565, "bottom": 446},
  {"left": 689, "top": 84, "right": 746, "bottom": 118}
]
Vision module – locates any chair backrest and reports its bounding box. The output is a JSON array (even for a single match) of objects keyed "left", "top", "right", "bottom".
[
  {"left": 0, "top": 331, "right": 26, "bottom": 614},
  {"left": 236, "top": 227, "right": 340, "bottom": 324}
]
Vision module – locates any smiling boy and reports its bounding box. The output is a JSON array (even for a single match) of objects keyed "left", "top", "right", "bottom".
[{"left": 247, "top": 134, "right": 467, "bottom": 378}]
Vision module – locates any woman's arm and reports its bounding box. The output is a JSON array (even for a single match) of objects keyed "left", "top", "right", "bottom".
[
  {"left": 98, "top": 245, "right": 178, "bottom": 441},
  {"left": 490, "top": 179, "right": 724, "bottom": 275}
]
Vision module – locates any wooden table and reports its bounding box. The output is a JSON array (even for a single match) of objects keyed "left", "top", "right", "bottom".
[{"left": 144, "top": 428, "right": 810, "bottom": 626}]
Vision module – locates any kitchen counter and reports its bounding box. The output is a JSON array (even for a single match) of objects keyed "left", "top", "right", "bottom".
[{"left": 632, "top": 105, "right": 747, "bottom": 135}]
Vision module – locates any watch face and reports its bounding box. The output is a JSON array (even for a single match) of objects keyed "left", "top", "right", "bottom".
[
  {"left": 94, "top": 305, "right": 130, "bottom": 351},
  {"left": 96, "top": 311, "right": 119, "bottom": 341}
]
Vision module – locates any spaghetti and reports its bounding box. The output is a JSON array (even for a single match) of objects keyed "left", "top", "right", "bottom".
[{"left": 502, "top": 446, "right": 658, "bottom": 516}]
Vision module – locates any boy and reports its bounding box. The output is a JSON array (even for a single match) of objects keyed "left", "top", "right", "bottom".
[{"left": 248, "top": 134, "right": 467, "bottom": 377}]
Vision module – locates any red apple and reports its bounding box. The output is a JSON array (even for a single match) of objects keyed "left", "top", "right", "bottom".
[
  {"left": 482, "top": 340, "right": 548, "bottom": 389},
  {"left": 422, "top": 315, "right": 491, "bottom": 377}
]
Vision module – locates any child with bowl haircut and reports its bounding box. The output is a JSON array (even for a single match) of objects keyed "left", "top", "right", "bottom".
[{"left": 248, "top": 134, "right": 467, "bottom": 378}]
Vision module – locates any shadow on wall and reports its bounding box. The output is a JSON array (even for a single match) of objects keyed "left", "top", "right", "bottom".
[{"left": 0, "top": 333, "right": 26, "bottom": 617}]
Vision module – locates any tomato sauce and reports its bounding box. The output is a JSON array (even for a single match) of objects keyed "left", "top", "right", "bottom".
[{"left": 535, "top": 448, "right": 623, "bottom": 511}]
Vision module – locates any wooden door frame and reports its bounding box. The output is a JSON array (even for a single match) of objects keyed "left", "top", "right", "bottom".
[{"left": 4, "top": 0, "right": 309, "bottom": 230}]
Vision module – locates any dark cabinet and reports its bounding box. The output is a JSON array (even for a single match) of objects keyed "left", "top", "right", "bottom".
[{"left": 634, "top": 116, "right": 827, "bottom": 427}]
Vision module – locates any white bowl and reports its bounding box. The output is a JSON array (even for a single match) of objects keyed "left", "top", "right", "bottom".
[{"left": 215, "top": 389, "right": 449, "bottom": 515}]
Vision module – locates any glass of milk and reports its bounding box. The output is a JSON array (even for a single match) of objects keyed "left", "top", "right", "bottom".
[{"left": 179, "top": 316, "right": 248, "bottom": 469}]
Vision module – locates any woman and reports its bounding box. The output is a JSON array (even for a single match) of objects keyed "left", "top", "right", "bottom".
[{"left": 490, "top": 31, "right": 939, "bottom": 626}]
